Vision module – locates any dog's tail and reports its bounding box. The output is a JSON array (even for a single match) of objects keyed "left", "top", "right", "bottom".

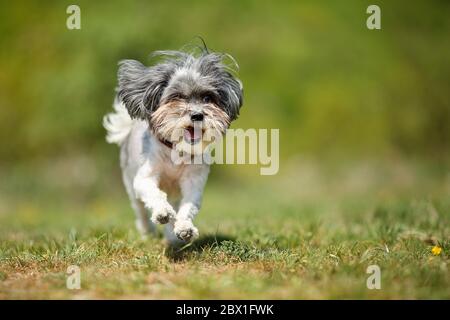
[{"left": 103, "top": 98, "right": 134, "bottom": 146}]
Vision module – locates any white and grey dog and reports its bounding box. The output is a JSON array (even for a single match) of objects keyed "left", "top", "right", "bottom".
[{"left": 103, "top": 47, "right": 243, "bottom": 244}]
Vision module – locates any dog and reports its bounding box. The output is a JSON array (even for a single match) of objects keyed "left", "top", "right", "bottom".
[{"left": 103, "top": 46, "right": 243, "bottom": 244}]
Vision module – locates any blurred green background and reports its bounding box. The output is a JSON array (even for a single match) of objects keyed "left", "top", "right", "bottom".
[{"left": 0, "top": 0, "right": 449, "bottom": 207}]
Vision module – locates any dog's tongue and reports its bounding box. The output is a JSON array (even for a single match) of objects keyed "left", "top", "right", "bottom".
[{"left": 185, "top": 127, "right": 201, "bottom": 141}]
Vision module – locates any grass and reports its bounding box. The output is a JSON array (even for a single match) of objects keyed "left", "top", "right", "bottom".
[{"left": 0, "top": 159, "right": 449, "bottom": 299}]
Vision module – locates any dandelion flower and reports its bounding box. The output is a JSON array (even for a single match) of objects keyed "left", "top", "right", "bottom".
[{"left": 431, "top": 246, "right": 442, "bottom": 256}]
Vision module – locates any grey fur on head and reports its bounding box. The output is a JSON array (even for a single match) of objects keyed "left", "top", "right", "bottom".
[{"left": 117, "top": 47, "right": 243, "bottom": 122}]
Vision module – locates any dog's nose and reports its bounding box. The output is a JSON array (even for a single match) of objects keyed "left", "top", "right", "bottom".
[{"left": 190, "top": 112, "right": 204, "bottom": 122}]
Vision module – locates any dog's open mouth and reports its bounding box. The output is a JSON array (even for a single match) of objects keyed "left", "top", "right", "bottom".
[{"left": 184, "top": 126, "right": 203, "bottom": 145}]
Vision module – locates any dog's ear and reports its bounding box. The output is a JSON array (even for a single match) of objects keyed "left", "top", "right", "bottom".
[
  {"left": 117, "top": 59, "right": 169, "bottom": 120},
  {"left": 200, "top": 53, "right": 243, "bottom": 121},
  {"left": 218, "top": 74, "right": 243, "bottom": 121}
]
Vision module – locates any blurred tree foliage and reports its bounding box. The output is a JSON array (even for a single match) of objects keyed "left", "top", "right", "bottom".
[{"left": 0, "top": 0, "right": 448, "bottom": 165}]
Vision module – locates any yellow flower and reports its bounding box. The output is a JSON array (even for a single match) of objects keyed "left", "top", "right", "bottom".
[{"left": 431, "top": 246, "right": 442, "bottom": 256}]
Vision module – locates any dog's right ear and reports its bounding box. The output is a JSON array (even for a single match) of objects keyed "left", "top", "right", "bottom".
[{"left": 117, "top": 59, "right": 169, "bottom": 120}]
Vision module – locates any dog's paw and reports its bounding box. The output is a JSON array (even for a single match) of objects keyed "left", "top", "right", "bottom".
[
  {"left": 151, "top": 203, "right": 176, "bottom": 225},
  {"left": 174, "top": 220, "right": 199, "bottom": 242}
]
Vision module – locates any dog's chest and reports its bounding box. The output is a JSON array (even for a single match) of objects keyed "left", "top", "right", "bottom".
[{"left": 157, "top": 162, "right": 184, "bottom": 199}]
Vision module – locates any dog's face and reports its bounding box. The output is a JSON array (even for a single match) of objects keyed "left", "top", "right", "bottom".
[{"left": 117, "top": 50, "right": 243, "bottom": 154}]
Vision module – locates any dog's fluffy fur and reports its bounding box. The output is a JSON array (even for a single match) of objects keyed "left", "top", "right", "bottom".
[{"left": 103, "top": 47, "right": 243, "bottom": 244}]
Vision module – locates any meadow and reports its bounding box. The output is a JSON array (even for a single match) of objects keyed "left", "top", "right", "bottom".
[{"left": 0, "top": 158, "right": 448, "bottom": 299}]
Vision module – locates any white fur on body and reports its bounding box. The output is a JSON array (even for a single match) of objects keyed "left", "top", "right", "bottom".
[{"left": 104, "top": 100, "right": 210, "bottom": 244}]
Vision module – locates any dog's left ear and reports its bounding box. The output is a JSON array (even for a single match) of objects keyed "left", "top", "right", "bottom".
[
  {"left": 218, "top": 73, "right": 243, "bottom": 121},
  {"left": 117, "top": 59, "right": 170, "bottom": 120}
]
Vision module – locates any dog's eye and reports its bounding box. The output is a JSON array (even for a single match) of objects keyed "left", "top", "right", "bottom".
[{"left": 202, "top": 94, "right": 213, "bottom": 104}]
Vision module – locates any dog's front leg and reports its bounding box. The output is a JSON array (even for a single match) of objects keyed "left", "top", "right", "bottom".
[
  {"left": 133, "top": 161, "right": 175, "bottom": 225},
  {"left": 173, "top": 165, "right": 210, "bottom": 242}
]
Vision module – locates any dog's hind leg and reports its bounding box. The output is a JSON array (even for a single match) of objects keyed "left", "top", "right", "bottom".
[
  {"left": 132, "top": 198, "right": 157, "bottom": 237},
  {"left": 123, "top": 169, "right": 156, "bottom": 237}
]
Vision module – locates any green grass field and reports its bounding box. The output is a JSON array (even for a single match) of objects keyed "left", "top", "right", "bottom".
[{"left": 0, "top": 159, "right": 448, "bottom": 299}]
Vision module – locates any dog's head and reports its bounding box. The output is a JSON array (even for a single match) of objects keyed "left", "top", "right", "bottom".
[{"left": 117, "top": 48, "right": 243, "bottom": 154}]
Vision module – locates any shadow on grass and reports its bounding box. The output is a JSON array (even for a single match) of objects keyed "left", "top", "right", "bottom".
[{"left": 165, "top": 233, "right": 235, "bottom": 262}]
